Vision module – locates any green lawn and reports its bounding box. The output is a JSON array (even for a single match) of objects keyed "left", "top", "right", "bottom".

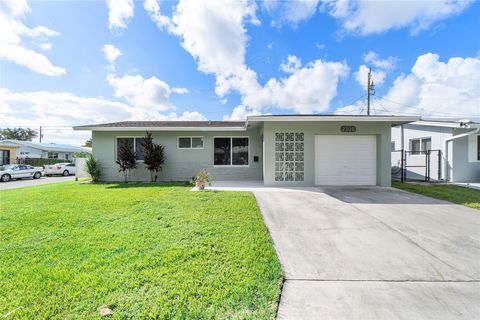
[
  {"left": 393, "top": 181, "right": 480, "bottom": 209},
  {"left": 0, "top": 182, "right": 283, "bottom": 319}
]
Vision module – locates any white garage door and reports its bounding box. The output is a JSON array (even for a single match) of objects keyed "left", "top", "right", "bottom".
[{"left": 315, "top": 135, "right": 377, "bottom": 186}]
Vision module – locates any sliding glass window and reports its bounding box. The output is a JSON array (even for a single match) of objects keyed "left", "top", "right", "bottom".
[{"left": 214, "top": 137, "right": 248, "bottom": 166}]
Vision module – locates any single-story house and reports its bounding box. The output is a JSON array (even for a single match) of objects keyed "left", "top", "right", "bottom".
[
  {"left": 74, "top": 115, "right": 418, "bottom": 187},
  {"left": 0, "top": 140, "right": 89, "bottom": 162},
  {"left": 0, "top": 141, "right": 19, "bottom": 166},
  {"left": 391, "top": 119, "right": 480, "bottom": 182}
]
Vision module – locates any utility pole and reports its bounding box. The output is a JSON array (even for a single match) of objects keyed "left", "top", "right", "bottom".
[
  {"left": 366, "top": 68, "right": 375, "bottom": 116},
  {"left": 39, "top": 126, "right": 42, "bottom": 143}
]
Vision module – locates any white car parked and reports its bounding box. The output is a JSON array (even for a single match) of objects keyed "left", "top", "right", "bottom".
[
  {"left": 0, "top": 164, "right": 43, "bottom": 182},
  {"left": 44, "top": 163, "right": 76, "bottom": 176}
]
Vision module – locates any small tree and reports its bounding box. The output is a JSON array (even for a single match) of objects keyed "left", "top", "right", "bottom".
[
  {"left": 85, "top": 154, "right": 101, "bottom": 183},
  {"left": 142, "top": 132, "right": 166, "bottom": 182},
  {"left": 116, "top": 140, "right": 137, "bottom": 182}
]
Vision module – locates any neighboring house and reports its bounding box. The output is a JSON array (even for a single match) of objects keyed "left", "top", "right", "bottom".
[
  {"left": 0, "top": 140, "right": 89, "bottom": 162},
  {"left": 391, "top": 119, "right": 480, "bottom": 182},
  {"left": 74, "top": 115, "right": 417, "bottom": 186},
  {"left": 0, "top": 140, "right": 19, "bottom": 165}
]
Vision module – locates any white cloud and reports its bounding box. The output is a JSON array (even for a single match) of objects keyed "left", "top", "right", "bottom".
[
  {"left": 322, "top": 0, "right": 472, "bottom": 35},
  {"left": 170, "top": 0, "right": 258, "bottom": 88},
  {"left": 364, "top": 51, "right": 397, "bottom": 70},
  {"left": 102, "top": 44, "right": 122, "bottom": 70},
  {"left": 38, "top": 42, "right": 52, "bottom": 50},
  {"left": 0, "top": 87, "right": 206, "bottom": 145},
  {"left": 107, "top": 74, "right": 174, "bottom": 112},
  {"left": 280, "top": 55, "right": 302, "bottom": 73},
  {"left": 171, "top": 87, "right": 189, "bottom": 94},
  {"left": 0, "top": 88, "right": 133, "bottom": 145},
  {"left": 151, "top": 0, "right": 347, "bottom": 114},
  {"left": 263, "top": 0, "right": 320, "bottom": 26},
  {"left": 106, "top": 0, "right": 134, "bottom": 30},
  {"left": 354, "top": 64, "right": 386, "bottom": 87},
  {"left": 353, "top": 52, "right": 397, "bottom": 88},
  {"left": 223, "top": 105, "right": 263, "bottom": 120},
  {"left": 106, "top": 74, "right": 189, "bottom": 116},
  {"left": 337, "top": 53, "right": 480, "bottom": 117},
  {"left": 143, "top": 0, "right": 172, "bottom": 30},
  {"left": 160, "top": 111, "right": 207, "bottom": 121},
  {"left": 0, "top": 0, "right": 66, "bottom": 76},
  {"left": 244, "top": 59, "right": 348, "bottom": 113}
]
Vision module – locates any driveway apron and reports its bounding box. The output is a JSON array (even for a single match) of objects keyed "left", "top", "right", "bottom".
[{"left": 253, "top": 187, "right": 480, "bottom": 320}]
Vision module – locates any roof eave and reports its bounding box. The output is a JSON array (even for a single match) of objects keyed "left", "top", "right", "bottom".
[
  {"left": 246, "top": 115, "right": 420, "bottom": 125},
  {"left": 73, "top": 126, "right": 247, "bottom": 131},
  {"left": 407, "top": 120, "right": 480, "bottom": 129}
]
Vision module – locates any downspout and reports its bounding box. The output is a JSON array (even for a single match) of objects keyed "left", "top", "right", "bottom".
[{"left": 444, "top": 128, "right": 479, "bottom": 182}]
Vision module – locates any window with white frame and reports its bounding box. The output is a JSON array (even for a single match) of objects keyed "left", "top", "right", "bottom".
[
  {"left": 410, "top": 137, "right": 431, "bottom": 155},
  {"left": 116, "top": 137, "right": 146, "bottom": 160},
  {"left": 48, "top": 152, "right": 58, "bottom": 159},
  {"left": 214, "top": 137, "right": 249, "bottom": 166},
  {"left": 178, "top": 137, "right": 204, "bottom": 149}
]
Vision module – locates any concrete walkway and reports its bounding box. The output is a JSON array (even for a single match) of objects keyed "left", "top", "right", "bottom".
[{"left": 253, "top": 187, "right": 480, "bottom": 320}]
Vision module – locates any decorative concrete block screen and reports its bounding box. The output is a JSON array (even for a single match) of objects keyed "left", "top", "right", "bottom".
[{"left": 274, "top": 132, "right": 304, "bottom": 181}]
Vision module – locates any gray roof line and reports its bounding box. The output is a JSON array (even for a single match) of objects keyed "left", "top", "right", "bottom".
[{"left": 74, "top": 120, "right": 246, "bottom": 129}]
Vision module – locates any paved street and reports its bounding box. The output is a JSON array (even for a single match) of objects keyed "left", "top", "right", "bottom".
[{"left": 0, "top": 176, "right": 75, "bottom": 191}]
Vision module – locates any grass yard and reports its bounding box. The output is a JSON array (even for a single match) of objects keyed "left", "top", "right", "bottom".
[
  {"left": 393, "top": 181, "right": 480, "bottom": 209},
  {"left": 0, "top": 182, "right": 283, "bottom": 319}
]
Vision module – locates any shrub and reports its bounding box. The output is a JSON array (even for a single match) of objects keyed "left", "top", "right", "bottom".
[
  {"left": 116, "top": 141, "right": 137, "bottom": 183},
  {"left": 85, "top": 155, "right": 101, "bottom": 182},
  {"left": 142, "top": 132, "right": 166, "bottom": 182}
]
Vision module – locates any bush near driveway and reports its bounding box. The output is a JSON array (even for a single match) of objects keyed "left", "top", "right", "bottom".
[
  {"left": 393, "top": 181, "right": 480, "bottom": 210},
  {"left": 0, "top": 182, "right": 283, "bottom": 319}
]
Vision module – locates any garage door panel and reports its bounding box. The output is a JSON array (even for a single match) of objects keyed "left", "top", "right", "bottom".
[{"left": 315, "top": 135, "right": 376, "bottom": 186}]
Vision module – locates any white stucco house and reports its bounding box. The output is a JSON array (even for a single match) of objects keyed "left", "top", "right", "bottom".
[
  {"left": 391, "top": 119, "right": 480, "bottom": 182},
  {"left": 74, "top": 115, "right": 418, "bottom": 186},
  {"left": 0, "top": 140, "right": 90, "bottom": 163}
]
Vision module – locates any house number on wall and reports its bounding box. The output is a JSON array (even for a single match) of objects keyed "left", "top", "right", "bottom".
[{"left": 340, "top": 126, "right": 356, "bottom": 133}]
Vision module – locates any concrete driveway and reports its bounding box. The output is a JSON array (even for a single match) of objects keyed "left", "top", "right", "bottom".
[
  {"left": 0, "top": 176, "right": 75, "bottom": 191},
  {"left": 254, "top": 187, "right": 480, "bottom": 320}
]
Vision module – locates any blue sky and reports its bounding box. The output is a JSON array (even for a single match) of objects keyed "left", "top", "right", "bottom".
[{"left": 1, "top": 0, "right": 479, "bottom": 144}]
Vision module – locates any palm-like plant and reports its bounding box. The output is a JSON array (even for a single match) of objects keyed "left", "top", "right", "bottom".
[{"left": 85, "top": 154, "right": 101, "bottom": 182}]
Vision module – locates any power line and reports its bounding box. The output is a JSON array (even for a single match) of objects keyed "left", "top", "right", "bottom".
[
  {"left": 376, "top": 96, "right": 478, "bottom": 117},
  {"left": 371, "top": 97, "right": 393, "bottom": 115}
]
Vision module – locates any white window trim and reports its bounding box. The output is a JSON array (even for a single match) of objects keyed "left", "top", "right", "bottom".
[
  {"left": 467, "top": 134, "right": 480, "bottom": 163},
  {"left": 213, "top": 136, "right": 250, "bottom": 167},
  {"left": 115, "top": 136, "right": 146, "bottom": 162},
  {"left": 409, "top": 137, "right": 431, "bottom": 154},
  {"left": 177, "top": 136, "right": 204, "bottom": 150}
]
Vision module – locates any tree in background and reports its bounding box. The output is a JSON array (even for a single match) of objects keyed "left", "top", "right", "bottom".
[
  {"left": 116, "top": 140, "right": 137, "bottom": 182},
  {"left": 83, "top": 138, "right": 92, "bottom": 148},
  {"left": 142, "top": 132, "right": 166, "bottom": 182},
  {"left": 0, "top": 128, "right": 38, "bottom": 141}
]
